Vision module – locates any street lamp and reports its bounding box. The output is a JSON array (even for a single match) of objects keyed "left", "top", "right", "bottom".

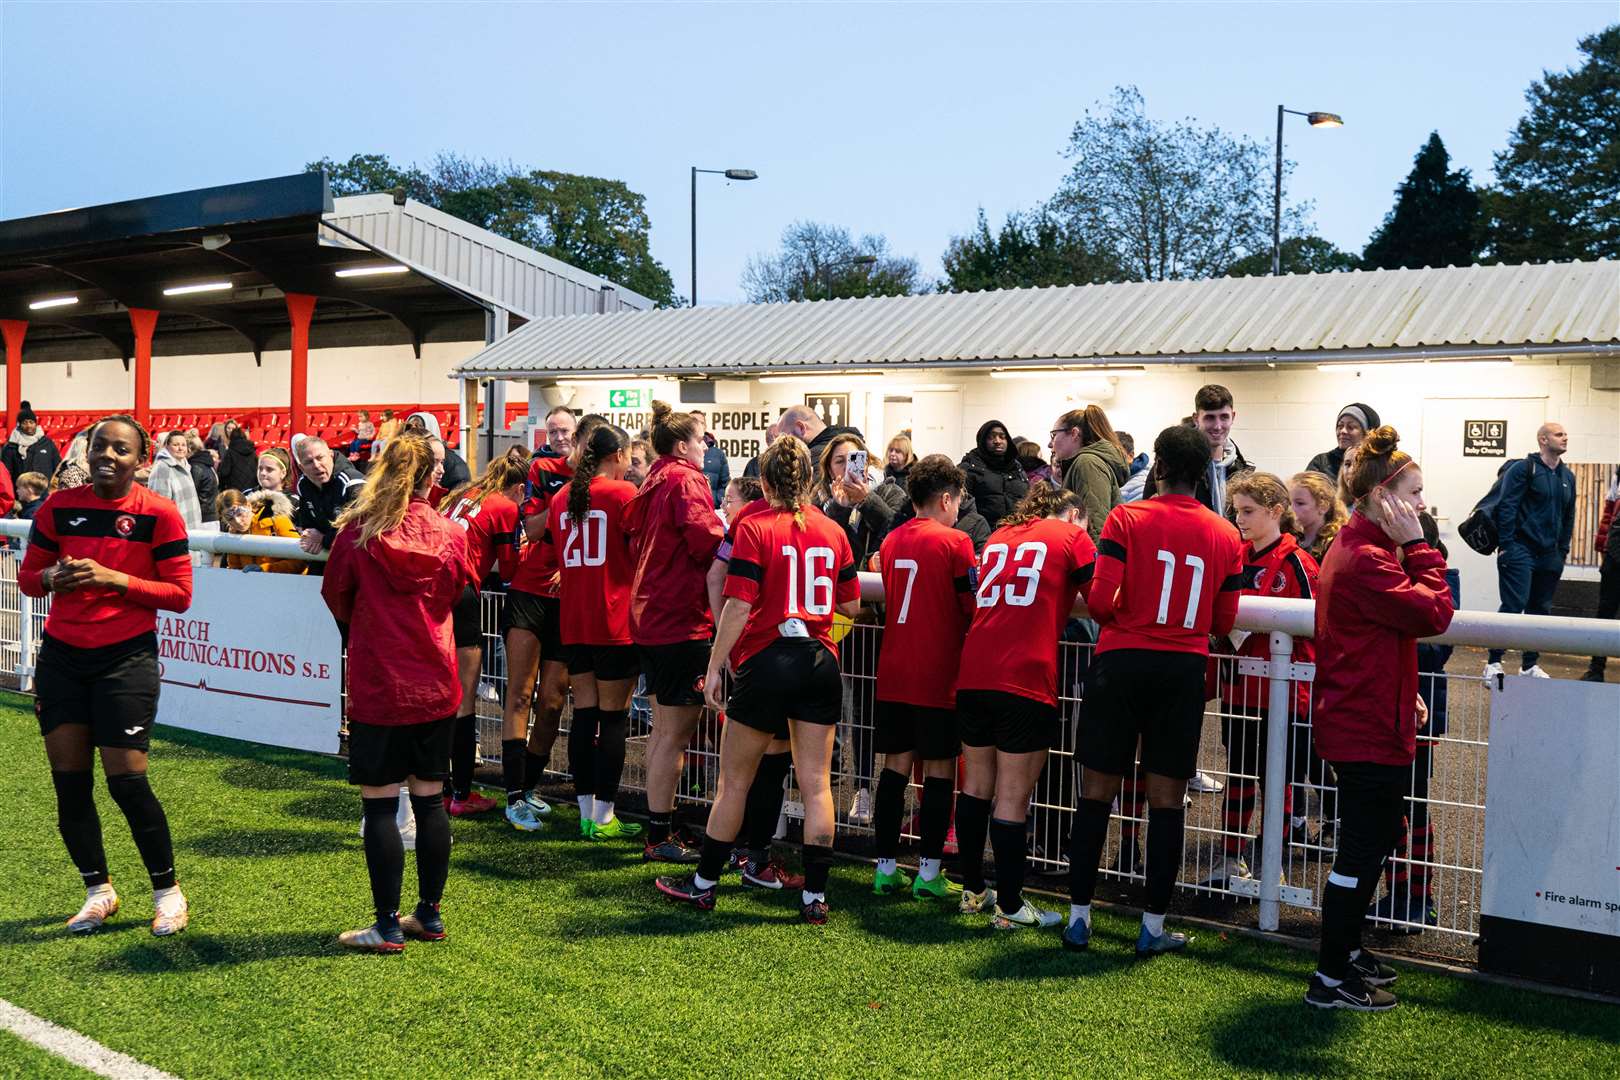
[
  {"left": 691, "top": 166, "right": 758, "bottom": 307},
  {"left": 815, "top": 253, "right": 878, "bottom": 301},
  {"left": 1272, "top": 107, "right": 1343, "bottom": 276}
]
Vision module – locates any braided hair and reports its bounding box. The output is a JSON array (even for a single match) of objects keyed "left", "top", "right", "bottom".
[
  {"left": 758, "top": 435, "right": 813, "bottom": 526},
  {"left": 90, "top": 413, "right": 153, "bottom": 462},
  {"left": 998, "top": 480, "right": 1084, "bottom": 528},
  {"left": 567, "top": 423, "right": 630, "bottom": 523}
]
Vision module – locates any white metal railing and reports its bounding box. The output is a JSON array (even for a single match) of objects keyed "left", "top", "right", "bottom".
[{"left": 3, "top": 522, "right": 1614, "bottom": 947}]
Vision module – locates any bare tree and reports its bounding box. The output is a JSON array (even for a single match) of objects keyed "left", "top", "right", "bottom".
[
  {"left": 1049, "top": 86, "right": 1309, "bottom": 280},
  {"left": 742, "top": 221, "right": 925, "bottom": 303}
]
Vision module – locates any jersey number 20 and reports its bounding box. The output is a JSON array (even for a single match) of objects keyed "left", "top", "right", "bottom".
[{"left": 561, "top": 510, "right": 608, "bottom": 568}]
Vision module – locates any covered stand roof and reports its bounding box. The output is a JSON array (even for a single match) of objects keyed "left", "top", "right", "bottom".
[
  {"left": 0, "top": 173, "right": 652, "bottom": 366},
  {"left": 454, "top": 259, "right": 1620, "bottom": 379}
]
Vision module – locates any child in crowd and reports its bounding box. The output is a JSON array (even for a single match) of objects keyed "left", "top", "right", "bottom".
[
  {"left": 216, "top": 489, "right": 306, "bottom": 574},
  {"left": 14, "top": 471, "right": 46, "bottom": 519}
]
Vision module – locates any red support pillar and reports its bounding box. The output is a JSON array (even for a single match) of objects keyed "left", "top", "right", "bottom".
[
  {"left": 129, "top": 308, "right": 159, "bottom": 433},
  {"left": 286, "top": 293, "right": 316, "bottom": 438},
  {"left": 0, "top": 320, "right": 25, "bottom": 429}
]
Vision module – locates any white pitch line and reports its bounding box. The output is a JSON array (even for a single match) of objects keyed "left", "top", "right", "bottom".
[{"left": 0, "top": 998, "right": 179, "bottom": 1079}]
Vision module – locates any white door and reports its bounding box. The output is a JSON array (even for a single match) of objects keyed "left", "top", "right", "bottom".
[
  {"left": 910, "top": 389, "right": 963, "bottom": 461},
  {"left": 1420, "top": 397, "right": 1549, "bottom": 612}
]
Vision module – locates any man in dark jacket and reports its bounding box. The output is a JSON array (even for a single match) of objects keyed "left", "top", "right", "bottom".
[
  {"left": 958, "top": 419, "right": 1027, "bottom": 528},
  {"left": 778, "top": 404, "right": 860, "bottom": 469},
  {"left": 1143, "top": 384, "right": 1252, "bottom": 517},
  {"left": 405, "top": 411, "right": 470, "bottom": 491},
  {"left": 2, "top": 403, "right": 61, "bottom": 485},
  {"left": 1305, "top": 403, "right": 1380, "bottom": 480},
  {"left": 689, "top": 410, "right": 731, "bottom": 508},
  {"left": 217, "top": 422, "right": 259, "bottom": 493},
  {"left": 294, "top": 437, "right": 366, "bottom": 570},
  {"left": 1485, "top": 422, "right": 1575, "bottom": 679}
]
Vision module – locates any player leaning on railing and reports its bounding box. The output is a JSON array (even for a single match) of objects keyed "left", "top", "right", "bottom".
[
  {"left": 1307, "top": 426, "right": 1455, "bottom": 1011},
  {"left": 657, "top": 435, "right": 861, "bottom": 924},
  {"left": 19, "top": 414, "right": 194, "bottom": 937},
  {"left": 321, "top": 433, "right": 475, "bottom": 953}
]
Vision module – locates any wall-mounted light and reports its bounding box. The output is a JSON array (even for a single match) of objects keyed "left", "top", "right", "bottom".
[{"left": 28, "top": 295, "right": 78, "bottom": 310}]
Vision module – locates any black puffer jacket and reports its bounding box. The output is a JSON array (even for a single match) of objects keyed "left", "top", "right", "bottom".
[
  {"left": 959, "top": 419, "right": 1028, "bottom": 528},
  {"left": 217, "top": 429, "right": 259, "bottom": 494},
  {"left": 886, "top": 491, "right": 992, "bottom": 555},
  {"left": 822, "top": 478, "right": 908, "bottom": 568},
  {"left": 190, "top": 458, "right": 220, "bottom": 524}
]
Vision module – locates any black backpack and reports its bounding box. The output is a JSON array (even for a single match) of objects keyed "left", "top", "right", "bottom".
[{"left": 1458, "top": 455, "right": 1535, "bottom": 556}]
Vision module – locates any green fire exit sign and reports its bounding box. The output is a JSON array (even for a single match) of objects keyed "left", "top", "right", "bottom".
[{"left": 609, "top": 389, "right": 644, "bottom": 408}]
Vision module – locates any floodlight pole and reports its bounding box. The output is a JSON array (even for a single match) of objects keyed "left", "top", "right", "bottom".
[
  {"left": 691, "top": 166, "right": 758, "bottom": 307},
  {"left": 1272, "top": 106, "right": 1342, "bottom": 276}
]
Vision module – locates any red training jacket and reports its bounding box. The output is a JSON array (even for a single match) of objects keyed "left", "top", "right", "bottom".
[
  {"left": 322, "top": 498, "right": 474, "bottom": 727},
  {"left": 1312, "top": 513, "right": 1454, "bottom": 766},
  {"left": 1218, "top": 532, "right": 1318, "bottom": 715},
  {"left": 623, "top": 456, "right": 724, "bottom": 645}
]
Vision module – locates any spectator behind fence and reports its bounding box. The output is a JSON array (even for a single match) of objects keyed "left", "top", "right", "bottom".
[
  {"left": 345, "top": 419, "right": 377, "bottom": 471},
  {"left": 1289, "top": 471, "right": 1349, "bottom": 563},
  {"left": 1144, "top": 384, "right": 1253, "bottom": 516},
  {"left": 4, "top": 402, "right": 62, "bottom": 485},
  {"left": 185, "top": 434, "right": 218, "bottom": 527},
  {"left": 1582, "top": 466, "right": 1620, "bottom": 683},
  {"left": 216, "top": 489, "right": 307, "bottom": 574},
  {"left": 216, "top": 421, "right": 258, "bottom": 494},
  {"left": 1049, "top": 405, "right": 1127, "bottom": 542},
  {"left": 322, "top": 434, "right": 473, "bottom": 953},
  {"left": 1308, "top": 425, "right": 1454, "bottom": 1011},
  {"left": 375, "top": 409, "right": 402, "bottom": 443},
  {"left": 404, "top": 412, "right": 470, "bottom": 492},
  {"left": 883, "top": 433, "right": 916, "bottom": 486},
  {"left": 960, "top": 419, "right": 1027, "bottom": 528},
  {"left": 686, "top": 410, "right": 731, "bottom": 508},
  {"left": 51, "top": 429, "right": 92, "bottom": 492},
  {"left": 295, "top": 437, "right": 366, "bottom": 562},
  {"left": 150, "top": 432, "right": 202, "bottom": 542},
  {"left": 1306, "top": 404, "right": 1381, "bottom": 481},
  {"left": 816, "top": 432, "right": 906, "bottom": 569},
  {"left": 7, "top": 471, "right": 46, "bottom": 550},
  {"left": 248, "top": 448, "right": 298, "bottom": 507},
  {"left": 1118, "top": 431, "right": 1149, "bottom": 503},
  {"left": 627, "top": 439, "right": 652, "bottom": 488},
  {"left": 778, "top": 403, "right": 859, "bottom": 470},
  {"left": 1015, "top": 439, "right": 1053, "bottom": 486},
  {"left": 1485, "top": 422, "right": 1575, "bottom": 681}
]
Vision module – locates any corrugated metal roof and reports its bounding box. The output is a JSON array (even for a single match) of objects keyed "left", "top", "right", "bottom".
[
  {"left": 452, "top": 260, "right": 1619, "bottom": 377},
  {"left": 323, "top": 195, "right": 654, "bottom": 321}
]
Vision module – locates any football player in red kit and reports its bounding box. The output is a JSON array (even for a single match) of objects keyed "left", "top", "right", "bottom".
[
  {"left": 1067, "top": 424, "right": 1245, "bottom": 956},
  {"left": 1205, "top": 472, "right": 1318, "bottom": 888},
  {"left": 440, "top": 458, "right": 526, "bottom": 817},
  {"left": 657, "top": 436, "right": 860, "bottom": 924},
  {"left": 954, "top": 484, "right": 1097, "bottom": 930},
  {"left": 547, "top": 423, "right": 643, "bottom": 841},
  {"left": 499, "top": 411, "right": 600, "bottom": 828},
  {"left": 871, "top": 455, "right": 977, "bottom": 901},
  {"left": 20, "top": 415, "right": 194, "bottom": 937}
]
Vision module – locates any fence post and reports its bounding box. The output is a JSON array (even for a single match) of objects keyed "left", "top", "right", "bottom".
[
  {"left": 15, "top": 588, "right": 33, "bottom": 693},
  {"left": 1258, "top": 629, "right": 1293, "bottom": 932}
]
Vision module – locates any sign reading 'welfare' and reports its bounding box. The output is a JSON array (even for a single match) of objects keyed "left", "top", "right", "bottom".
[{"left": 155, "top": 567, "right": 343, "bottom": 753}]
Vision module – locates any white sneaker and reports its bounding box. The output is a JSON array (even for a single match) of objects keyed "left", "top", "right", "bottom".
[
  {"left": 848, "top": 787, "right": 874, "bottom": 827},
  {"left": 992, "top": 900, "right": 1064, "bottom": 930},
  {"left": 151, "top": 886, "right": 188, "bottom": 937},
  {"left": 959, "top": 885, "right": 997, "bottom": 915},
  {"left": 67, "top": 884, "right": 119, "bottom": 934},
  {"left": 1188, "top": 771, "right": 1224, "bottom": 794},
  {"left": 1199, "top": 855, "right": 1248, "bottom": 889},
  {"left": 520, "top": 790, "right": 553, "bottom": 817},
  {"left": 1521, "top": 665, "right": 1551, "bottom": 679},
  {"left": 1483, "top": 662, "right": 1504, "bottom": 680}
]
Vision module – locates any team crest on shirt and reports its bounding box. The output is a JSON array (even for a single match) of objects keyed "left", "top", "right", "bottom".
[
  {"left": 1268, "top": 570, "right": 1288, "bottom": 595},
  {"left": 115, "top": 514, "right": 137, "bottom": 538}
]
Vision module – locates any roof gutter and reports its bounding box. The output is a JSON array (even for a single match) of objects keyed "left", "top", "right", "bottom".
[{"left": 451, "top": 341, "right": 1620, "bottom": 381}]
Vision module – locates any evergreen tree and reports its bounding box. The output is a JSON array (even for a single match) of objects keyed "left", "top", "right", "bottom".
[
  {"left": 1361, "top": 133, "right": 1481, "bottom": 270},
  {"left": 939, "top": 209, "right": 1121, "bottom": 292}
]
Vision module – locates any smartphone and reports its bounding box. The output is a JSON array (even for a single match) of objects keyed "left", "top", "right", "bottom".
[{"left": 845, "top": 450, "right": 868, "bottom": 482}]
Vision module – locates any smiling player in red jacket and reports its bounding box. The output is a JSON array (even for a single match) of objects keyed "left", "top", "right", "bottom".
[
  {"left": 1306, "top": 427, "right": 1453, "bottom": 1011},
  {"left": 20, "top": 415, "right": 193, "bottom": 938}
]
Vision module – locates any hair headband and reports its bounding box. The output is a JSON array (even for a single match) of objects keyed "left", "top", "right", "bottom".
[{"left": 1376, "top": 457, "right": 1414, "bottom": 490}]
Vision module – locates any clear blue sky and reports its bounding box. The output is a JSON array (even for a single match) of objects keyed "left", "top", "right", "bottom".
[{"left": 0, "top": 2, "right": 1610, "bottom": 304}]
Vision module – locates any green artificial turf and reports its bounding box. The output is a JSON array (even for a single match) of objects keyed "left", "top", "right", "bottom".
[
  {"left": 0, "top": 693, "right": 1614, "bottom": 1079},
  {"left": 0, "top": 1029, "right": 98, "bottom": 1079}
]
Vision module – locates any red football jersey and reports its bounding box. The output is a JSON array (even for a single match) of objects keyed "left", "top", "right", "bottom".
[
  {"left": 19, "top": 485, "right": 194, "bottom": 648},
  {"left": 1091, "top": 494, "right": 1245, "bottom": 656},
  {"left": 547, "top": 479, "right": 637, "bottom": 646},
  {"left": 444, "top": 490, "right": 520, "bottom": 584},
  {"left": 715, "top": 498, "right": 769, "bottom": 564},
  {"left": 876, "top": 517, "right": 977, "bottom": 709},
  {"left": 511, "top": 455, "right": 572, "bottom": 596},
  {"left": 722, "top": 505, "right": 859, "bottom": 668},
  {"left": 1219, "top": 532, "right": 1318, "bottom": 712},
  {"left": 955, "top": 518, "right": 1097, "bottom": 706}
]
